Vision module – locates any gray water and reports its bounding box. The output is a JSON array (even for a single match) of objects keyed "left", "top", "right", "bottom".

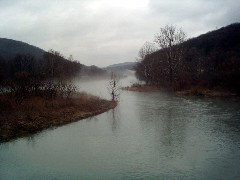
[{"left": 1, "top": 73, "right": 240, "bottom": 179}]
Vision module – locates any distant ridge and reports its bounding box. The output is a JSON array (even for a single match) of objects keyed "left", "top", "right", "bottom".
[
  {"left": 0, "top": 38, "right": 45, "bottom": 60},
  {"left": 105, "top": 62, "right": 136, "bottom": 71}
]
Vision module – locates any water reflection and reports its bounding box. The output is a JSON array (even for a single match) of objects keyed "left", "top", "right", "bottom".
[
  {"left": 1, "top": 75, "right": 240, "bottom": 179},
  {"left": 109, "top": 108, "right": 120, "bottom": 133},
  {"left": 137, "top": 93, "right": 188, "bottom": 160},
  {"left": 161, "top": 102, "right": 187, "bottom": 158}
]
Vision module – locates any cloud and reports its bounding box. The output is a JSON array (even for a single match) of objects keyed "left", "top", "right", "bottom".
[
  {"left": 0, "top": 0, "right": 239, "bottom": 66},
  {"left": 148, "top": 0, "right": 240, "bottom": 37}
]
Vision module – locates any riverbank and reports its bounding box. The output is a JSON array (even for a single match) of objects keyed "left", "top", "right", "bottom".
[
  {"left": 122, "top": 84, "right": 238, "bottom": 98},
  {"left": 0, "top": 93, "right": 117, "bottom": 143},
  {"left": 122, "top": 84, "right": 159, "bottom": 92},
  {"left": 176, "top": 87, "right": 237, "bottom": 97}
]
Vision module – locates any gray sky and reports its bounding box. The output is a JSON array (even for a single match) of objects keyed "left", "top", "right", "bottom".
[{"left": 0, "top": 0, "right": 239, "bottom": 67}]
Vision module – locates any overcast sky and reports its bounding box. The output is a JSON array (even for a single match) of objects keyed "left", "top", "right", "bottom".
[{"left": 0, "top": 0, "right": 239, "bottom": 67}]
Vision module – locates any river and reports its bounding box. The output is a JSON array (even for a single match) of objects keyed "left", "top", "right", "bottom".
[{"left": 1, "top": 72, "right": 240, "bottom": 179}]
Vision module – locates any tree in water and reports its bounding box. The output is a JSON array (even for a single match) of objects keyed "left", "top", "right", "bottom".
[{"left": 108, "top": 72, "right": 120, "bottom": 102}]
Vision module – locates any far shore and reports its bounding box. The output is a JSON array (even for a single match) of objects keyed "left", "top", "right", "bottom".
[
  {"left": 176, "top": 87, "right": 237, "bottom": 98},
  {"left": 0, "top": 93, "right": 117, "bottom": 143},
  {"left": 122, "top": 84, "right": 238, "bottom": 98},
  {"left": 122, "top": 84, "right": 159, "bottom": 92}
]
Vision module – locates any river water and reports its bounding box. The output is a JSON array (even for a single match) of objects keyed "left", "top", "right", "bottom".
[{"left": 1, "top": 73, "right": 240, "bottom": 179}]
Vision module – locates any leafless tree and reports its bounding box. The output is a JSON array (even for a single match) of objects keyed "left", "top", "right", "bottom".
[
  {"left": 108, "top": 73, "right": 120, "bottom": 102},
  {"left": 137, "top": 41, "right": 157, "bottom": 61},
  {"left": 136, "top": 42, "right": 157, "bottom": 84},
  {"left": 57, "top": 81, "right": 77, "bottom": 98},
  {"left": 154, "top": 25, "right": 186, "bottom": 87}
]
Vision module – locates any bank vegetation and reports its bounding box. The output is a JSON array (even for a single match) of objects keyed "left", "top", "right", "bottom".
[
  {"left": 135, "top": 23, "right": 240, "bottom": 96},
  {"left": 0, "top": 49, "right": 116, "bottom": 142}
]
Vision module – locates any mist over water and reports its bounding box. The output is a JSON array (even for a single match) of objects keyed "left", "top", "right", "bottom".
[{"left": 1, "top": 73, "right": 240, "bottom": 179}]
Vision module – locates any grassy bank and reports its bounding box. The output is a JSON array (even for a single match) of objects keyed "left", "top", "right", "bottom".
[{"left": 0, "top": 93, "right": 117, "bottom": 143}]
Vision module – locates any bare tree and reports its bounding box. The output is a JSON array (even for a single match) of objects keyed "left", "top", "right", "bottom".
[
  {"left": 137, "top": 41, "right": 157, "bottom": 61},
  {"left": 136, "top": 42, "right": 157, "bottom": 84},
  {"left": 154, "top": 25, "right": 186, "bottom": 87},
  {"left": 108, "top": 72, "right": 120, "bottom": 102}
]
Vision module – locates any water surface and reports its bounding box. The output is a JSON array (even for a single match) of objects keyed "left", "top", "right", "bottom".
[{"left": 1, "top": 74, "right": 240, "bottom": 179}]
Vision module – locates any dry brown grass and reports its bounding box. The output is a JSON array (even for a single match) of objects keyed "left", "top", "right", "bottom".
[{"left": 0, "top": 93, "right": 117, "bottom": 143}]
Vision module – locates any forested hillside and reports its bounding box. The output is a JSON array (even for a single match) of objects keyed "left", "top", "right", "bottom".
[
  {"left": 0, "top": 39, "right": 82, "bottom": 102},
  {"left": 136, "top": 23, "right": 240, "bottom": 94},
  {"left": 0, "top": 38, "right": 45, "bottom": 60}
]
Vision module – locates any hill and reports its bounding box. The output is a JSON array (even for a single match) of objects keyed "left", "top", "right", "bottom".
[
  {"left": 0, "top": 39, "right": 82, "bottom": 84},
  {"left": 135, "top": 23, "right": 240, "bottom": 94},
  {"left": 105, "top": 62, "right": 136, "bottom": 71},
  {"left": 0, "top": 38, "right": 45, "bottom": 60},
  {"left": 81, "top": 64, "right": 107, "bottom": 77},
  {"left": 184, "top": 23, "right": 240, "bottom": 61}
]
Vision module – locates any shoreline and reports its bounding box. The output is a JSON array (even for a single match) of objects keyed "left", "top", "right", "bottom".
[
  {"left": 122, "top": 84, "right": 159, "bottom": 92},
  {"left": 0, "top": 93, "right": 117, "bottom": 143},
  {"left": 122, "top": 84, "right": 238, "bottom": 98},
  {"left": 176, "top": 88, "right": 237, "bottom": 97}
]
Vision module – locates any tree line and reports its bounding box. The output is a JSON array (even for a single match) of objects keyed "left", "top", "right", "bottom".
[
  {"left": 135, "top": 23, "right": 240, "bottom": 94},
  {"left": 0, "top": 49, "right": 81, "bottom": 104}
]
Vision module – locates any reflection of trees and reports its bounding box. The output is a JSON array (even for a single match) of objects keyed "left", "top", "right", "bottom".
[
  {"left": 27, "top": 134, "right": 37, "bottom": 147},
  {"left": 26, "top": 131, "right": 47, "bottom": 148},
  {"left": 160, "top": 99, "right": 187, "bottom": 158},
  {"left": 162, "top": 107, "right": 174, "bottom": 147},
  {"left": 138, "top": 96, "right": 188, "bottom": 158},
  {"left": 110, "top": 108, "right": 120, "bottom": 133},
  {"left": 86, "top": 116, "right": 98, "bottom": 122}
]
